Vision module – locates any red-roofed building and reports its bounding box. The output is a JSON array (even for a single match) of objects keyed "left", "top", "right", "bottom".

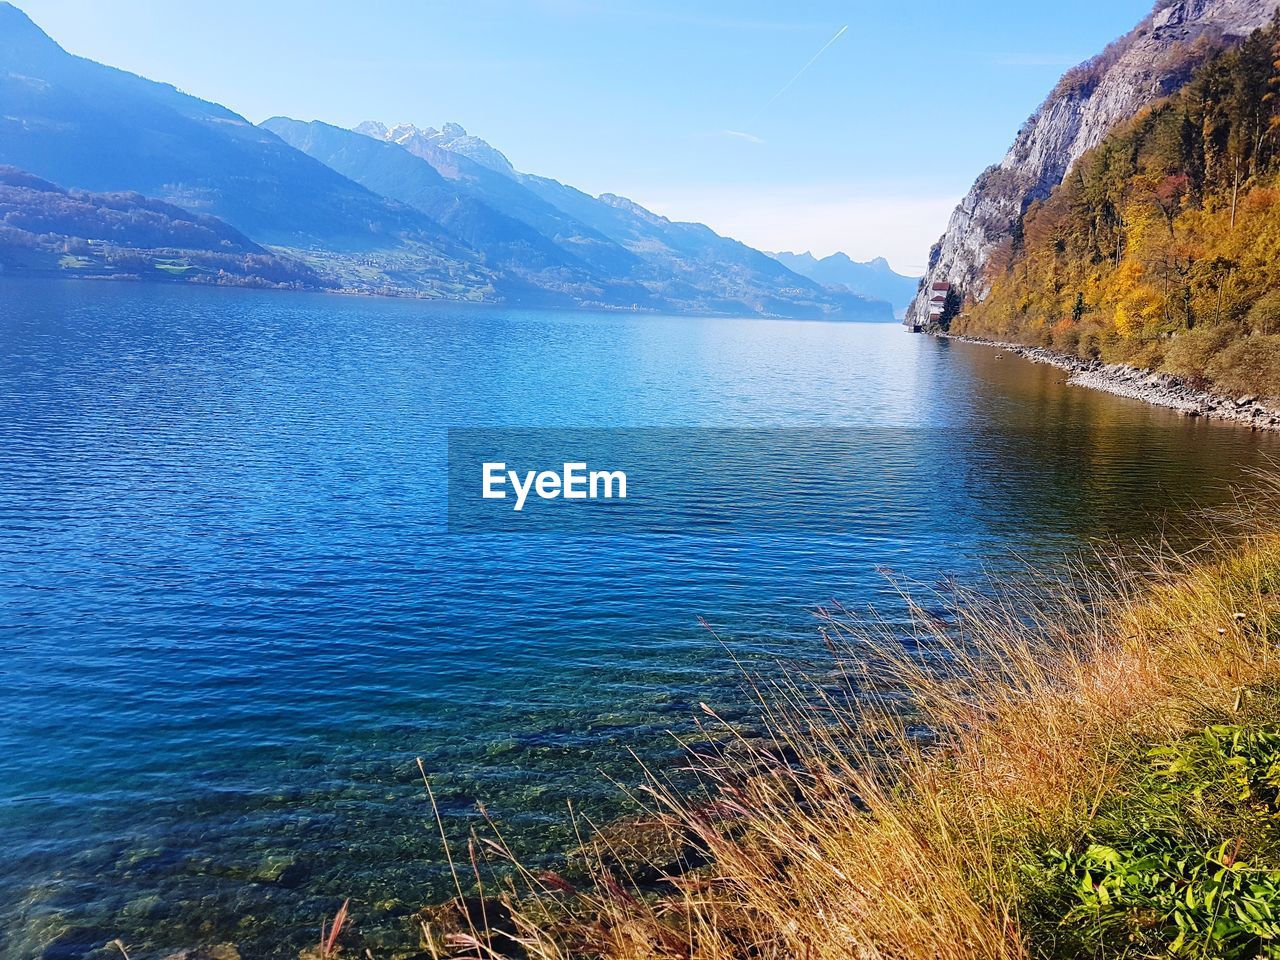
[{"left": 927, "top": 281, "right": 952, "bottom": 326}]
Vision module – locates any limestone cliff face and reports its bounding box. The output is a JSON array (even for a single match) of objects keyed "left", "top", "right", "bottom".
[{"left": 907, "top": 0, "right": 1280, "bottom": 325}]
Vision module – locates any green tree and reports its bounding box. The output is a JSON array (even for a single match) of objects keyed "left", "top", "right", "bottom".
[{"left": 938, "top": 287, "right": 963, "bottom": 332}]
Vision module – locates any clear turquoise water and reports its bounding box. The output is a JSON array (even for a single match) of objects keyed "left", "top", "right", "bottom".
[{"left": 1, "top": 279, "right": 1276, "bottom": 958}]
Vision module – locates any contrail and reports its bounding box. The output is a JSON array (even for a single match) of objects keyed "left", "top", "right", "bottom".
[{"left": 758, "top": 24, "right": 849, "bottom": 115}]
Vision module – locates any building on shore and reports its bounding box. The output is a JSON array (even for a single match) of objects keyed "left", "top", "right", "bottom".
[
  {"left": 905, "top": 280, "right": 953, "bottom": 332},
  {"left": 926, "top": 281, "right": 951, "bottom": 327}
]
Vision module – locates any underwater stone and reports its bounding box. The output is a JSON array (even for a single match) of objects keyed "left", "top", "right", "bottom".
[
  {"left": 161, "top": 946, "right": 241, "bottom": 960},
  {"left": 251, "top": 855, "right": 310, "bottom": 888}
]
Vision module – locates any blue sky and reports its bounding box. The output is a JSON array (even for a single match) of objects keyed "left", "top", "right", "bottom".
[{"left": 18, "top": 0, "right": 1154, "bottom": 273}]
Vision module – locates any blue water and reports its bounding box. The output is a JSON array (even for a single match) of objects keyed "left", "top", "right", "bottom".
[{"left": 0, "top": 279, "right": 1276, "bottom": 958}]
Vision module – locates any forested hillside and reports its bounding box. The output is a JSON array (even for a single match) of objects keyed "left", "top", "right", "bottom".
[
  {"left": 0, "top": 167, "right": 323, "bottom": 288},
  {"left": 957, "top": 13, "right": 1280, "bottom": 399},
  {"left": 909, "top": 0, "right": 1278, "bottom": 326}
]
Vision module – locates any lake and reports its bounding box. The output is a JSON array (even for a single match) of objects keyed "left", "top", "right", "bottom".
[{"left": 1, "top": 279, "right": 1276, "bottom": 958}]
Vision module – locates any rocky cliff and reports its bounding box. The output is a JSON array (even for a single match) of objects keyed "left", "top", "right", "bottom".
[{"left": 907, "top": 0, "right": 1280, "bottom": 326}]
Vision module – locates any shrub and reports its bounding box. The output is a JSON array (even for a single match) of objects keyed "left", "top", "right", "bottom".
[
  {"left": 1161, "top": 325, "right": 1236, "bottom": 382},
  {"left": 1125, "top": 339, "right": 1167, "bottom": 370},
  {"left": 1247, "top": 292, "right": 1280, "bottom": 336},
  {"left": 1205, "top": 334, "right": 1280, "bottom": 400},
  {"left": 1051, "top": 317, "right": 1081, "bottom": 355},
  {"left": 1027, "top": 722, "right": 1280, "bottom": 959},
  {"left": 1077, "top": 320, "right": 1110, "bottom": 360}
]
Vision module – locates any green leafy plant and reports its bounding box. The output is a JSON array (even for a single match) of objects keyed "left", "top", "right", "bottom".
[
  {"left": 1149, "top": 724, "right": 1280, "bottom": 804},
  {"left": 1031, "top": 723, "right": 1280, "bottom": 958},
  {"left": 1041, "top": 839, "right": 1280, "bottom": 956}
]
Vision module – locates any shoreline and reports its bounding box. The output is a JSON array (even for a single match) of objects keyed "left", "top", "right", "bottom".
[
  {"left": 0, "top": 272, "right": 897, "bottom": 324},
  {"left": 474, "top": 513, "right": 1280, "bottom": 959},
  {"left": 946, "top": 334, "right": 1280, "bottom": 431}
]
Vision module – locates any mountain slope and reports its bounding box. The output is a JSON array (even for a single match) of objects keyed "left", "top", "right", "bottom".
[
  {"left": 768, "top": 252, "right": 919, "bottom": 317},
  {"left": 0, "top": 1, "right": 479, "bottom": 270},
  {"left": 516, "top": 175, "right": 890, "bottom": 319},
  {"left": 957, "top": 17, "right": 1280, "bottom": 401},
  {"left": 263, "top": 117, "right": 669, "bottom": 308},
  {"left": 354, "top": 121, "right": 650, "bottom": 278},
  {"left": 261, "top": 118, "right": 569, "bottom": 271},
  {"left": 908, "top": 0, "right": 1280, "bottom": 326},
  {"left": 0, "top": 166, "right": 322, "bottom": 287},
  {"left": 357, "top": 121, "right": 890, "bottom": 319},
  {"left": 0, "top": 1, "right": 883, "bottom": 316}
]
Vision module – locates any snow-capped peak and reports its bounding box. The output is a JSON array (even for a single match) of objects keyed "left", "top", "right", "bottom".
[{"left": 354, "top": 120, "right": 515, "bottom": 177}]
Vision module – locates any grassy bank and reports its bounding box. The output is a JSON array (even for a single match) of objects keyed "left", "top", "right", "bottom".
[{"left": 409, "top": 487, "right": 1280, "bottom": 960}]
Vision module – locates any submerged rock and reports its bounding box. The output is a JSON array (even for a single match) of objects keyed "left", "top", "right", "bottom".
[
  {"left": 40, "top": 926, "right": 114, "bottom": 960},
  {"left": 120, "top": 894, "right": 165, "bottom": 921},
  {"left": 574, "top": 815, "right": 712, "bottom": 888},
  {"left": 161, "top": 946, "right": 241, "bottom": 960},
  {"left": 250, "top": 854, "right": 309, "bottom": 888},
  {"left": 417, "top": 896, "right": 517, "bottom": 957}
]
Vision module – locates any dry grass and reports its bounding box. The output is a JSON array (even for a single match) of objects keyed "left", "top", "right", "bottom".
[{"left": 421, "top": 484, "right": 1280, "bottom": 960}]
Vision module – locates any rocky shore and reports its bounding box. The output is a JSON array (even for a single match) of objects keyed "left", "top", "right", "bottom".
[{"left": 949, "top": 335, "right": 1280, "bottom": 431}]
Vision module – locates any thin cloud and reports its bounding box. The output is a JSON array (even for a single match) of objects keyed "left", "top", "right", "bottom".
[
  {"left": 718, "top": 129, "right": 765, "bottom": 144},
  {"left": 756, "top": 24, "right": 849, "bottom": 116}
]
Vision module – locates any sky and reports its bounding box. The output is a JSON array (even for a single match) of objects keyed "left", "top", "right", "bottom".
[{"left": 15, "top": 0, "right": 1156, "bottom": 274}]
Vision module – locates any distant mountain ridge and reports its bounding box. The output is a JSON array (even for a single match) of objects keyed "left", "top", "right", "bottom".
[
  {"left": 0, "top": 4, "right": 472, "bottom": 257},
  {"left": 343, "top": 119, "right": 897, "bottom": 319},
  {"left": 357, "top": 121, "right": 518, "bottom": 177},
  {"left": 272, "top": 118, "right": 645, "bottom": 280},
  {"left": 0, "top": 1, "right": 896, "bottom": 318},
  {"left": 767, "top": 251, "right": 920, "bottom": 318}
]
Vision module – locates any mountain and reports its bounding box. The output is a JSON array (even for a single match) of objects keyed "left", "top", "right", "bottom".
[
  {"left": 353, "top": 121, "right": 644, "bottom": 278},
  {"left": 0, "top": 1, "right": 885, "bottom": 317},
  {"left": 907, "top": 0, "right": 1280, "bottom": 326},
  {"left": 513, "top": 174, "right": 889, "bottom": 319},
  {"left": 955, "top": 14, "right": 1280, "bottom": 401},
  {"left": 0, "top": 0, "right": 497, "bottom": 299},
  {"left": 262, "top": 117, "right": 662, "bottom": 309},
  {"left": 0, "top": 166, "right": 323, "bottom": 287},
  {"left": 363, "top": 121, "right": 518, "bottom": 177},
  {"left": 262, "top": 118, "right": 561, "bottom": 270},
  {"left": 354, "top": 121, "right": 892, "bottom": 320},
  {"left": 767, "top": 252, "right": 919, "bottom": 318}
]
